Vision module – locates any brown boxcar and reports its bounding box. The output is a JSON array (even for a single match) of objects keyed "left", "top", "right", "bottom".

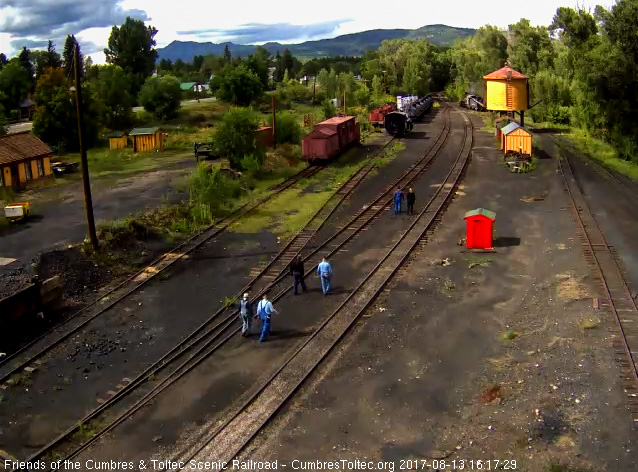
[{"left": 302, "top": 128, "right": 340, "bottom": 163}]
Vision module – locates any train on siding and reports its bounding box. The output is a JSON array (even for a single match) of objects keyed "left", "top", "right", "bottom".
[
  {"left": 302, "top": 115, "right": 361, "bottom": 164},
  {"left": 384, "top": 95, "right": 434, "bottom": 136},
  {"left": 368, "top": 103, "right": 397, "bottom": 127}
]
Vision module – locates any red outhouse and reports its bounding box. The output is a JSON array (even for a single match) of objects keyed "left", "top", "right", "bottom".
[{"left": 464, "top": 208, "right": 496, "bottom": 250}]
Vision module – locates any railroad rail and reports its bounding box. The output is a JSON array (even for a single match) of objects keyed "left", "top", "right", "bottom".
[
  {"left": 0, "top": 164, "right": 327, "bottom": 385},
  {"left": 30, "top": 106, "right": 452, "bottom": 466},
  {"left": 173, "top": 111, "right": 473, "bottom": 468},
  {"left": 558, "top": 148, "right": 638, "bottom": 427}
]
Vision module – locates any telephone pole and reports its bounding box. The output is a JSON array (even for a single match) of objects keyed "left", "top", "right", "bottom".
[
  {"left": 272, "top": 95, "right": 276, "bottom": 150},
  {"left": 74, "top": 44, "right": 98, "bottom": 250}
]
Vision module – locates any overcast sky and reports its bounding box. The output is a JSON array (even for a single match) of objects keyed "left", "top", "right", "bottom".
[{"left": 0, "top": 0, "right": 611, "bottom": 64}]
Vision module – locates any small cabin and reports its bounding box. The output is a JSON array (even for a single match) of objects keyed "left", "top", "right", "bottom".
[
  {"left": 501, "top": 122, "right": 532, "bottom": 156},
  {"left": 0, "top": 132, "right": 53, "bottom": 189},
  {"left": 129, "top": 127, "right": 166, "bottom": 153},
  {"left": 483, "top": 66, "right": 529, "bottom": 112},
  {"left": 106, "top": 131, "right": 128, "bottom": 150},
  {"left": 256, "top": 126, "right": 274, "bottom": 148},
  {"left": 18, "top": 98, "right": 35, "bottom": 120},
  {"left": 464, "top": 208, "right": 496, "bottom": 250}
]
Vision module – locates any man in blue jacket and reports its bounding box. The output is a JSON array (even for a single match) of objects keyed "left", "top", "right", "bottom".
[
  {"left": 256, "top": 294, "right": 278, "bottom": 342},
  {"left": 393, "top": 187, "right": 404, "bottom": 215},
  {"left": 316, "top": 257, "right": 333, "bottom": 295}
]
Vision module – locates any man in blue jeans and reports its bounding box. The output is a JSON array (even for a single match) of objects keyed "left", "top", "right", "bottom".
[
  {"left": 256, "top": 294, "right": 277, "bottom": 342},
  {"left": 393, "top": 187, "right": 404, "bottom": 215},
  {"left": 316, "top": 257, "right": 333, "bottom": 295}
]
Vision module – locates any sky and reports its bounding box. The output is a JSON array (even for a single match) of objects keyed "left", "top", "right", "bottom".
[{"left": 0, "top": 0, "right": 612, "bottom": 64}]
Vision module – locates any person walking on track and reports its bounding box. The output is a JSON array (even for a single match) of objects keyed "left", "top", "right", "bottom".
[
  {"left": 238, "top": 293, "right": 253, "bottom": 337},
  {"left": 393, "top": 187, "right": 404, "bottom": 215},
  {"left": 289, "top": 255, "right": 307, "bottom": 295},
  {"left": 257, "top": 294, "right": 278, "bottom": 342},
  {"left": 406, "top": 188, "right": 416, "bottom": 215},
  {"left": 317, "top": 257, "right": 333, "bottom": 295}
]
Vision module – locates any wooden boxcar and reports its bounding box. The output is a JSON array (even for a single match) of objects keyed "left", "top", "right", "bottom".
[{"left": 302, "top": 116, "right": 360, "bottom": 163}]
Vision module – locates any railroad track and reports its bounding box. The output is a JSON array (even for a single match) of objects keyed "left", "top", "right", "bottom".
[
  {"left": 0, "top": 164, "right": 325, "bottom": 384},
  {"left": 28, "top": 106, "right": 452, "bottom": 466},
  {"left": 559, "top": 149, "right": 638, "bottom": 427},
  {"left": 172, "top": 111, "right": 473, "bottom": 469}
]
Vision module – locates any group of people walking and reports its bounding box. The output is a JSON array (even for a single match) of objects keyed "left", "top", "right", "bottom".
[
  {"left": 238, "top": 256, "right": 333, "bottom": 342},
  {"left": 237, "top": 187, "right": 417, "bottom": 342},
  {"left": 393, "top": 187, "right": 416, "bottom": 215}
]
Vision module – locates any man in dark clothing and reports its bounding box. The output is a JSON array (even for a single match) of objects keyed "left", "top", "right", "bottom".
[
  {"left": 289, "top": 255, "right": 307, "bottom": 295},
  {"left": 406, "top": 188, "right": 416, "bottom": 215}
]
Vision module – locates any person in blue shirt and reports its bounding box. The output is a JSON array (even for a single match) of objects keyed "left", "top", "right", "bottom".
[
  {"left": 256, "top": 294, "right": 278, "bottom": 342},
  {"left": 316, "top": 257, "right": 333, "bottom": 295},
  {"left": 238, "top": 293, "right": 253, "bottom": 337},
  {"left": 393, "top": 187, "right": 404, "bottom": 215}
]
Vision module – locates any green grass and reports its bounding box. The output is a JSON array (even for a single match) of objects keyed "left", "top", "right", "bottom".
[
  {"left": 466, "top": 255, "right": 491, "bottom": 268},
  {"left": 501, "top": 330, "right": 519, "bottom": 341}
]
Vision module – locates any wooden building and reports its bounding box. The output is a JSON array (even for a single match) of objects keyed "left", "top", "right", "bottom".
[
  {"left": 484, "top": 64, "right": 529, "bottom": 126},
  {"left": 0, "top": 132, "right": 53, "bottom": 188},
  {"left": 256, "top": 126, "right": 274, "bottom": 148},
  {"left": 129, "top": 127, "right": 166, "bottom": 153},
  {"left": 501, "top": 122, "right": 532, "bottom": 156},
  {"left": 18, "top": 98, "right": 35, "bottom": 120},
  {"left": 106, "top": 131, "right": 128, "bottom": 150}
]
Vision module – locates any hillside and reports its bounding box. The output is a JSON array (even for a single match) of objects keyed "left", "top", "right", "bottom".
[{"left": 157, "top": 24, "right": 476, "bottom": 61}]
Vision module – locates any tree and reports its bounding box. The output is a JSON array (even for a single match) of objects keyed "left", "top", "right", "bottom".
[
  {"left": 223, "top": 45, "right": 231, "bottom": 63},
  {"left": 96, "top": 65, "right": 133, "bottom": 129},
  {"left": 0, "top": 60, "right": 31, "bottom": 111},
  {"left": 138, "top": 75, "right": 181, "bottom": 120},
  {"left": 0, "top": 53, "right": 7, "bottom": 70},
  {"left": 371, "top": 75, "right": 384, "bottom": 99},
  {"left": 0, "top": 104, "right": 8, "bottom": 136},
  {"left": 32, "top": 67, "right": 100, "bottom": 150},
  {"left": 245, "top": 46, "right": 270, "bottom": 88},
  {"left": 211, "top": 107, "right": 260, "bottom": 170},
  {"left": 210, "top": 65, "right": 263, "bottom": 105},
  {"left": 507, "top": 19, "right": 555, "bottom": 75},
  {"left": 104, "top": 17, "right": 158, "bottom": 95},
  {"left": 63, "top": 35, "right": 82, "bottom": 77},
  {"left": 33, "top": 40, "right": 62, "bottom": 78},
  {"left": 193, "top": 55, "right": 204, "bottom": 71},
  {"left": 158, "top": 58, "right": 173, "bottom": 72},
  {"left": 18, "top": 47, "right": 34, "bottom": 89}
]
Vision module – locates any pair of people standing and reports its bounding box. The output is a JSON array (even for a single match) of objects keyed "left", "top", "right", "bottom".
[
  {"left": 238, "top": 293, "right": 278, "bottom": 342},
  {"left": 291, "top": 255, "right": 333, "bottom": 295},
  {"left": 393, "top": 187, "right": 416, "bottom": 215}
]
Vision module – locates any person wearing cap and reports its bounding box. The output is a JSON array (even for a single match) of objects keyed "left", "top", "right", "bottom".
[
  {"left": 238, "top": 293, "right": 254, "bottom": 337},
  {"left": 256, "top": 294, "right": 278, "bottom": 342}
]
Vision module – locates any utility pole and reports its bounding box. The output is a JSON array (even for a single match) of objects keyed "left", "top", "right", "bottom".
[
  {"left": 74, "top": 44, "right": 98, "bottom": 250},
  {"left": 271, "top": 95, "right": 276, "bottom": 150}
]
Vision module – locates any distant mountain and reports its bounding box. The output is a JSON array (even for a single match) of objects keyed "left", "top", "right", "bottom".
[{"left": 157, "top": 24, "right": 476, "bottom": 62}]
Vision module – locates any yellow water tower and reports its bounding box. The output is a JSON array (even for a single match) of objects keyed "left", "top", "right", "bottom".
[{"left": 483, "top": 63, "right": 529, "bottom": 126}]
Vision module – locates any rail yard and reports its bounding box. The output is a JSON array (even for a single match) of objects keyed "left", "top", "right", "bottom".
[{"left": 1, "top": 99, "right": 638, "bottom": 472}]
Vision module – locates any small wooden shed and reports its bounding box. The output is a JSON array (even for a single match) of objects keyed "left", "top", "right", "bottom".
[
  {"left": 464, "top": 208, "right": 496, "bottom": 250},
  {"left": 106, "top": 131, "right": 128, "bottom": 150},
  {"left": 501, "top": 122, "right": 532, "bottom": 156},
  {"left": 256, "top": 126, "right": 274, "bottom": 148},
  {"left": 130, "top": 127, "right": 165, "bottom": 153}
]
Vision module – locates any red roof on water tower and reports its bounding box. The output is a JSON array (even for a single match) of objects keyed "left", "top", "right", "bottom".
[{"left": 483, "top": 66, "right": 528, "bottom": 80}]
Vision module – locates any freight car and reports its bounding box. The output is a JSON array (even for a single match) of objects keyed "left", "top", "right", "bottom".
[
  {"left": 384, "top": 111, "right": 413, "bottom": 136},
  {"left": 369, "top": 103, "right": 397, "bottom": 127},
  {"left": 302, "top": 115, "right": 361, "bottom": 164}
]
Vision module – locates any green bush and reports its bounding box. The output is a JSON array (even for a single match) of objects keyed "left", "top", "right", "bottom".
[
  {"left": 211, "top": 107, "right": 259, "bottom": 169},
  {"left": 211, "top": 65, "right": 263, "bottom": 106},
  {"left": 322, "top": 99, "right": 337, "bottom": 119},
  {"left": 240, "top": 153, "right": 264, "bottom": 175},
  {"left": 267, "top": 111, "right": 302, "bottom": 145},
  {"left": 189, "top": 164, "right": 245, "bottom": 221}
]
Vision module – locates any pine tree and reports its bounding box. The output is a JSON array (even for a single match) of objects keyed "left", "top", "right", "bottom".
[
  {"left": 223, "top": 44, "right": 231, "bottom": 63},
  {"left": 283, "top": 68, "right": 289, "bottom": 83},
  {"left": 45, "top": 40, "right": 62, "bottom": 69},
  {"left": 63, "top": 35, "right": 83, "bottom": 77},
  {"left": 18, "top": 47, "right": 34, "bottom": 82}
]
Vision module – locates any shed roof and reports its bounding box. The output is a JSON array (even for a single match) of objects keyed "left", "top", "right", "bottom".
[
  {"left": 19, "top": 98, "right": 35, "bottom": 108},
  {"left": 502, "top": 122, "right": 531, "bottom": 136},
  {"left": 483, "top": 66, "right": 528, "bottom": 80},
  {"left": 180, "top": 82, "right": 197, "bottom": 91},
  {"left": 464, "top": 208, "right": 496, "bottom": 220},
  {"left": 106, "top": 130, "right": 127, "bottom": 138},
  {"left": 0, "top": 131, "right": 52, "bottom": 165},
  {"left": 129, "top": 127, "right": 161, "bottom": 136}
]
